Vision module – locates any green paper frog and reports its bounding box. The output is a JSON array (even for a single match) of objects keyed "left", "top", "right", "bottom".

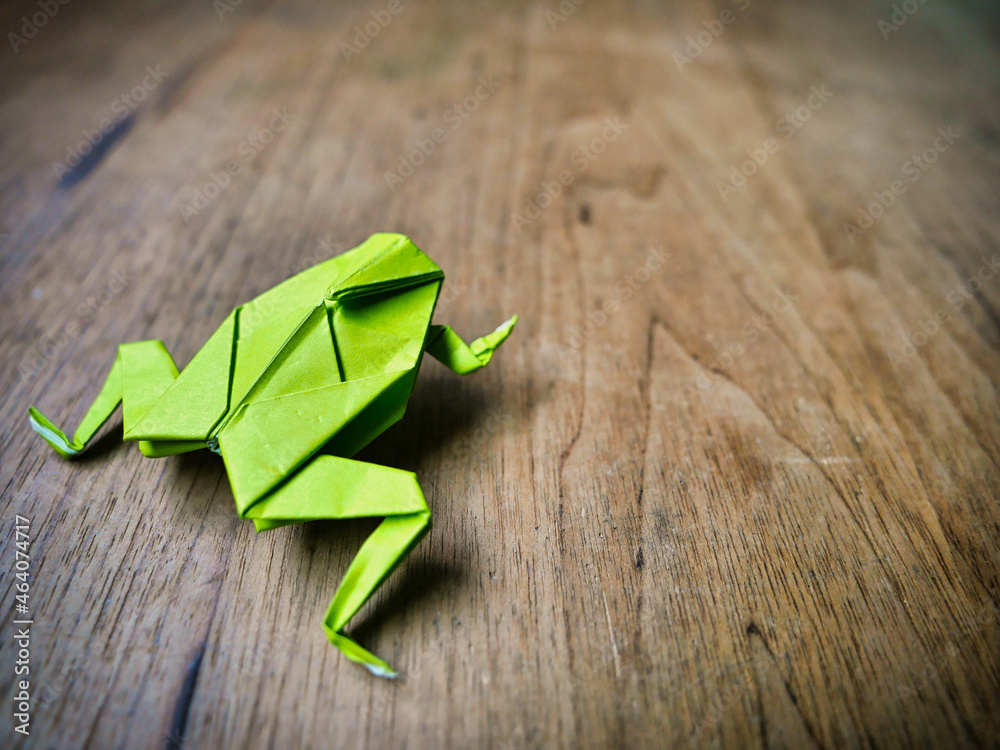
[{"left": 29, "top": 233, "right": 517, "bottom": 677}]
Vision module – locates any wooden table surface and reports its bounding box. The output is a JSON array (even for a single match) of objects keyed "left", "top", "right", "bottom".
[{"left": 2, "top": 0, "right": 999, "bottom": 748}]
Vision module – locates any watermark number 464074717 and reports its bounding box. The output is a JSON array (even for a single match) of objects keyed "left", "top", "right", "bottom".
[{"left": 12, "top": 515, "right": 33, "bottom": 737}]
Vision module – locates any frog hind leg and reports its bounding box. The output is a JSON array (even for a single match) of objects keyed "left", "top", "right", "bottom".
[
  {"left": 243, "top": 454, "right": 431, "bottom": 677},
  {"left": 28, "top": 340, "right": 200, "bottom": 458}
]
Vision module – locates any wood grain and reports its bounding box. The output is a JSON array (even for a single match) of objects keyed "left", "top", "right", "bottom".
[{"left": 1, "top": 0, "right": 999, "bottom": 747}]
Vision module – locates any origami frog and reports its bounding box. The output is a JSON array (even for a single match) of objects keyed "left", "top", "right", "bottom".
[{"left": 28, "top": 233, "right": 516, "bottom": 677}]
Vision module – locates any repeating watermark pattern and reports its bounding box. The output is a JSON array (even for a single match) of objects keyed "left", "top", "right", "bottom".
[
  {"left": 7, "top": 0, "right": 71, "bottom": 54},
  {"left": 340, "top": 0, "right": 411, "bottom": 60},
  {"left": 452, "top": 407, "right": 514, "bottom": 457},
  {"left": 29, "top": 629, "right": 151, "bottom": 712},
  {"left": 673, "top": 0, "right": 751, "bottom": 71},
  {"left": 12, "top": 515, "right": 33, "bottom": 736},
  {"left": 556, "top": 246, "right": 669, "bottom": 360},
  {"left": 35, "top": 624, "right": 269, "bottom": 716},
  {"left": 354, "top": 640, "right": 454, "bottom": 724},
  {"left": 716, "top": 85, "right": 833, "bottom": 201},
  {"left": 246, "top": 234, "right": 343, "bottom": 321},
  {"left": 36, "top": 650, "right": 86, "bottom": 710},
  {"left": 843, "top": 126, "right": 961, "bottom": 244},
  {"left": 384, "top": 74, "right": 502, "bottom": 192},
  {"left": 359, "top": 598, "right": 626, "bottom": 742},
  {"left": 210, "top": 638, "right": 270, "bottom": 678},
  {"left": 887, "top": 253, "right": 999, "bottom": 368},
  {"left": 434, "top": 279, "right": 466, "bottom": 310},
  {"left": 18, "top": 269, "right": 133, "bottom": 382},
  {"left": 878, "top": 0, "right": 930, "bottom": 40},
  {"left": 177, "top": 107, "right": 295, "bottom": 222},
  {"left": 51, "top": 65, "right": 169, "bottom": 182},
  {"left": 493, "top": 625, "right": 626, "bottom": 750},
  {"left": 545, "top": 0, "right": 587, "bottom": 30},
  {"left": 164, "top": 729, "right": 187, "bottom": 749},
  {"left": 213, "top": 0, "right": 247, "bottom": 22},
  {"left": 684, "top": 621, "right": 810, "bottom": 743},
  {"left": 290, "top": 233, "right": 341, "bottom": 275},
  {"left": 511, "top": 116, "right": 627, "bottom": 233},
  {"left": 654, "top": 516, "right": 843, "bottom": 568},
  {"left": 356, "top": 602, "right": 617, "bottom": 731},
  {"left": 593, "top": 452, "right": 860, "bottom": 566},
  {"left": 888, "top": 602, "right": 998, "bottom": 701},
  {"left": 687, "top": 600, "right": 997, "bottom": 742},
  {"left": 692, "top": 289, "right": 799, "bottom": 391}
]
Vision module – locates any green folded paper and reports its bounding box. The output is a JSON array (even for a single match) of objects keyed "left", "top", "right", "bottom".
[{"left": 28, "top": 233, "right": 516, "bottom": 677}]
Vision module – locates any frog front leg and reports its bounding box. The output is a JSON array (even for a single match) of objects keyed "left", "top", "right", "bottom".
[
  {"left": 28, "top": 340, "right": 202, "bottom": 458},
  {"left": 425, "top": 315, "right": 517, "bottom": 374},
  {"left": 242, "top": 454, "right": 431, "bottom": 677}
]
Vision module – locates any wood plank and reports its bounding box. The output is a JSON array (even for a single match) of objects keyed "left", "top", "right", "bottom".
[{"left": 1, "top": 0, "right": 998, "bottom": 747}]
